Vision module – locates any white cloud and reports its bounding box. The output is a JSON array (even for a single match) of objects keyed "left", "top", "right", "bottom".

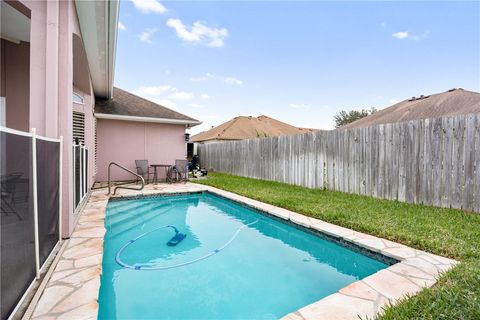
[
  {"left": 392, "top": 30, "right": 429, "bottom": 41},
  {"left": 166, "top": 18, "right": 228, "bottom": 47},
  {"left": 118, "top": 21, "right": 126, "bottom": 31},
  {"left": 190, "top": 76, "right": 208, "bottom": 82},
  {"left": 190, "top": 73, "right": 242, "bottom": 85},
  {"left": 190, "top": 73, "right": 216, "bottom": 82},
  {"left": 168, "top": 90, "right": 193, "bottom": 100},
  {"left": 389, "top": 99, "right": 400, "bottom": 104},
  {"left": 224, "top": 77, "right": 242, "bottom": 85},
  {"left": 131, "top": 0, "right": 167, "bottom": 14},
  {"left": 136, "top": 85, "right": 172, "bottom": 96},
  {"left": 134, "top": 85, "right": 195, "bottom": 111},
  {"left": 290, "top": 103, "right": 311, "bottom": 109},
  {"left": 392, "top": 31, "right": 409, "bottom": 39},
  {"left": 201, "top": 115, "right": 219, "bottom": 120},
  {"left": 188, "top": 103, "right": 203, "bottom": 108},
  {"left": 138, "top": 28, "right": 157, "bottom": 43},
  {"left": 199, "top": 94, "right": 210, "bottom": 100}
]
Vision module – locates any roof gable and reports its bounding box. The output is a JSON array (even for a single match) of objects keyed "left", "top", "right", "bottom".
[
  {"left": 343, "top": 89, "right": 480, "bottom": 129},
  {"left": 95, "top": 87, "right": 200, "bottom": 126},
  {"left": 192, "top": 115, "right": 317, "bottom": 142}
]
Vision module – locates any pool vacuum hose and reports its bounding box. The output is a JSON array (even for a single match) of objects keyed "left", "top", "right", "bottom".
[{"left": 115, "top": 220, "right": 258, "bottom": 270}]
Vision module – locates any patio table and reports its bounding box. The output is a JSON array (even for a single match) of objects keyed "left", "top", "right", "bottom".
[{"left": 150, "top": 164, "right": 172, "bottom": 184}]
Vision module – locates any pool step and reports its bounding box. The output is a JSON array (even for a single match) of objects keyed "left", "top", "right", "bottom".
[
  {"left": 107, "top": 204, "right": 175, "bottom": 239},
  {"left": 106, "top": 201, "right": 170, "bottom": 223},
  {"left": 107, "top": 200, "right": 152, "bottom": 215},
  {"left": 107, "top": 201, "right": 171, "bottom": 226},
  {"left": 107, "top": 202, "right": 173, "bottom": 231}
]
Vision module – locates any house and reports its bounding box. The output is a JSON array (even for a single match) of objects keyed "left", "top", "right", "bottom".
[
  {"left": 192, "top": 115, "right": 316, "bottom": 144},
  {"left": 1, "top": 1, "right": 118, "bottom": 317},
  {"left": 0, "top": 1, "right": 199, "bottom": 318},
  {"left": 1, "top": 0, "right": 119, "bottom": 234},
  {"left": 342, "top": 88, "right": 480, "bottom": 129},
  {"left": 95, "top": 87, "right": 201, "bottom": 182}
]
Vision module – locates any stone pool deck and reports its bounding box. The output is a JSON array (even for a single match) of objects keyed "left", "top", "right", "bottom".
[{"left": 28, "top": 183, "right": 457, "bottom": 320}]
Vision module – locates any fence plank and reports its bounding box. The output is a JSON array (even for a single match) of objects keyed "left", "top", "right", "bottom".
[
  {"left": 442, "top": 116, "right": 454, "bottom": 208},
  {"left": 398, "top": 122, "right": 407, "bottom": 202},
  {"left": 474, "top": 113, "right": 480, "bottom": 212},
  {"left": 452, "top": 116, "right": 465, "bottom": 209},
  {"left": 366, "top": 126, "right": 373, "bottom": 197},
  {"left": 390, "top": 123, "right": 400, "bottom": 200},
  {"left": 424, "top": 118, "right": 432, "bottom": 205},
  {"left": 463, "top": 114, "right": 476, "bottom": 211},
  {"left": 359, "top": 127, "right": 367, "bottom": 195},
  {"left": 430, "top": 118, "right": 441, "bottom": 206}
]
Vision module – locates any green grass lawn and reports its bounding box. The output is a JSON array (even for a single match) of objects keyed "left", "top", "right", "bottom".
[{"left": 193, "top": 172, "right": 480, "bottom": 319}]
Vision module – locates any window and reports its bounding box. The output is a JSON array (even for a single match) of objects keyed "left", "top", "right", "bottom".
[
  {"left": 72, "top": 111, "right": 85, "bottom": 144},
  {"left": 73, "top": 92, "right": 84, "bottom": 104}
]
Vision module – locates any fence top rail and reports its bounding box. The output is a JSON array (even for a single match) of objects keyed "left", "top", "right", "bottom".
[
  {"left": 197, "top": 112, "right": 480, "bottom": 146},
  {"left": 73, "top": 144, "right": 88, "bottom": 149},
  {"left": 0, "top": 125, "right": 33, "bottom": 137},
  {"left": 0, "top": 126, "right": 61, "bottom": 143},
  {"left": 36, "top": 135, "right": 61, "bottom": 143}
]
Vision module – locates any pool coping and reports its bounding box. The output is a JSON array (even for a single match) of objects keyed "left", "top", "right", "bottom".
[{"left": 29, "top": 183, "right": 458, "bottom": 320}]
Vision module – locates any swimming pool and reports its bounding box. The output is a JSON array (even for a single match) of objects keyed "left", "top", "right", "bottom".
[{"left": 98, "top": 192, "right": 390, "bottom": 319}]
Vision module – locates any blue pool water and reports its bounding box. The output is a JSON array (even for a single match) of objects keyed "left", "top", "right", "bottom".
[{"left": 98, "top": 193, "right": 388, "bottom": 319}]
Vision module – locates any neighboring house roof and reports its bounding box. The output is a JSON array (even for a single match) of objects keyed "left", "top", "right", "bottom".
[
  {"left": 192, "top": 115, "right": 317, "bottom": 142},
  {"left": 343, "top": 88, "right": 480, "bottom": 129},
  {"left": 95, "top": 87, "right": 201, "bottom": 127}
]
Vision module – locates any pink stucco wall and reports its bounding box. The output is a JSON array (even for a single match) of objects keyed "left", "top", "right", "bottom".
[
  {"left": 8, "top": 0, "right": 95, "bottom": 237},
  {"left": 96, "top": 119, "right": 187, "bottom": 182}
]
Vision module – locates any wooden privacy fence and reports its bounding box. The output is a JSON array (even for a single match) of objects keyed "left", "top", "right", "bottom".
[{"left": 198, "top": 113, "right": 480, "bottom": 213}]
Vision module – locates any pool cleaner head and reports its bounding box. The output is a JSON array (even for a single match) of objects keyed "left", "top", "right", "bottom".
[{"left": 167, "top": 232, "right": 186, "bottom": 246}]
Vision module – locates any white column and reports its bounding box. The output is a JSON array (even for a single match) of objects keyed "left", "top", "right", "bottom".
[
  {"left": 59, "top": 136, "right": 63, "bottom": 240},
  {"left": 31, "top": 128, "right": 40, "bottom": 279}
]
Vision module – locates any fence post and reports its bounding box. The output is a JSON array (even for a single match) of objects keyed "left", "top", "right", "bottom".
[
  {"left": 83, "top": 146, "right": 87, "bottom": 197},
  {"left": 31, "top": 128, "right": 40, "bottom": 279},
  {"left": 59, "top": 136, "right": 63, "bottom": 241},
  {"left": 73, "top": 144, "right": 76, "bottom": 208},
  {"left": 79, "top": 146, "right": 83, "bottom": 200}
]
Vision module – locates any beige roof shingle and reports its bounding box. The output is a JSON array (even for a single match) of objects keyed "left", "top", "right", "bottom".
[
  {"left": 192, "top": 115, "right": 317, "bottom": 142},
  {"left": 95, "top": 87, "right": 200, "bottom": 124},
  {"left": 342, "top": 88, "right": 480, "bottom": 129}
]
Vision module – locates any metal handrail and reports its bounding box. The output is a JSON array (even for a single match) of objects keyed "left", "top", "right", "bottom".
[{"left": 107, "top": 162, "right": 145, "bottom": 195}]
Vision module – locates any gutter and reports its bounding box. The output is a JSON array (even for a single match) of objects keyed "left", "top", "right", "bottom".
[
  {"left": 94, "top": 113, "right": 202, "bottom": 128},
  {"left": 75, "top": 0, "right": 119, "bottom": 99}
]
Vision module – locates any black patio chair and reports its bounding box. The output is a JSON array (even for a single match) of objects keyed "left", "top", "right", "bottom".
[
  {"left": 173, "top": 159, "right": 189, "bottom": 183},
  {"left": 135, "top": 160, "right": 154, "bottom": 184}
]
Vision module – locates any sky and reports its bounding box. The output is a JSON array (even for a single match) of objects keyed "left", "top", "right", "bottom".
[{"left": 114, "top": 0, "right": 480, "bottom": 134}]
